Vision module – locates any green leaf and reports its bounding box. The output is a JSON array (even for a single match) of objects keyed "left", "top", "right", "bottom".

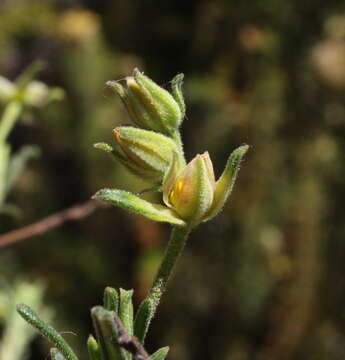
[
  {"left": 119, "top": 289, "right": 134, "bottom": 336},
  {"left": 5, "top": 145, "right": 40, "bottom": 195},
  {"left": 15, "top": 60, "right": 45, "bottom": 89},
  {"left": 0, "top": 142, "right": 10, "bottom": 206},
  {"left": 0, "top": 202, "right": 21, "bottom": 217},
  {"left": 134, "top": 298, "right": 154, "bottom": 344},
  {"left": 87, "top": 335, "right": 101, "bottom": 360},
  {"left": 103, "top": 287, "right": 119, "bottom": 313},
  {"left": 16, "top": 304, "right": 79, "bottom": 360},
  {"left": 203, "top": 144, "right": 249, "bottom": 222},
  {"left": 149, "top": 347, "right": 169, "bottom": 360},
  {"left": 93, "top": 189, "right": 185, "bottom": 226},
  {"left": 91, "top": 306, "right": 124, "bottom": 360},
  {"left": 50, "top": 348, "right": 66, "bottom": 360}
]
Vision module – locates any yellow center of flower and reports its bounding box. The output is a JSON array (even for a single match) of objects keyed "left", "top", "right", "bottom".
[{"left": 169, "top": 179, "right": 184, "bottom": 205}]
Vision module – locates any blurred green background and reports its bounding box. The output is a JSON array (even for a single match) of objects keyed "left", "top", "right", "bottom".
[{"left": 1, "top": 0, "right": 345, "bottom": 359}]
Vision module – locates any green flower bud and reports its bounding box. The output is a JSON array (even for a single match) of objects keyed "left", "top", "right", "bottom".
[
  {"left": 163, "top": 152, "right": 215, "bottom": 226},
  {"left": 99, "top": 126, "right": 182, "bottom": 183},
  {"left": 163, "top": 145, "right": 249, "bottom": 227},
  {"left": 107, "top": 69, "right": 185, "bottom": 136}
]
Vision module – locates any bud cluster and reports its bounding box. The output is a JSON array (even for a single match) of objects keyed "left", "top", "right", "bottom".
[{"left": 95, "top": 69, "right": 248, "bottom": 229}]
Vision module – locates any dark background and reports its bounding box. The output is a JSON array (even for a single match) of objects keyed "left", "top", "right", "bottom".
[{"left": 1, "top": 0, "right": 345, "bottom": 359}]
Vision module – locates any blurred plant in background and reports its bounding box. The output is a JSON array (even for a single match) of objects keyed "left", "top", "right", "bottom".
[
  {"left": 1, "top": 0, "right": 345, "bottom": 359},
  {"left": 0, "top": 280, "right": 51, "bottom": 360},
  {"left": 0, "top": 63, "right": 62, "bottom": 359},
  {"left": 0, "top": 62, "right": 63, "bottom": 215}
]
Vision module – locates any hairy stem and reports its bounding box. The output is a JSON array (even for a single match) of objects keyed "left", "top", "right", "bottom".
[
  {"left": 147, "top": 225, "right": 190, "bottom": 319},
  {"left": 0, "top": 100, "right": 23, "bottom": 144}
]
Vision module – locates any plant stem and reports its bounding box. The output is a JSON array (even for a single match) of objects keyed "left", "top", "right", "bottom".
[
  {"left": 0, "top": 100, "right": 23, "bottom": 144},
  {"left": 147, "top": 225, "right": 190, "bottom": 317}
]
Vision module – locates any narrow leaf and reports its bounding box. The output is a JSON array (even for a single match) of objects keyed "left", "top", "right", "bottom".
[
  {"left": 15, "top": 60, "right": 45, "bottom": 89},
  {"left": 87, "top": 335, "right": 101, "bottom": 360},
  {"left": 134, "top": 298, "right": 154, "bottom": 344},
  {"left": 5, "top": 145, "right": 40, "bottom": 195},
  {"left": 149, "top": 347, "right": 169, "bottom": 360},
  {"left": 91, "top": 306, "right": 124, "bottom": 360},
  {"left": 0, "top": 143, "right": 10, "bottom": 206},
  {"left": 103, "top": 287, "right": 119, "bottom": 313},
  {"left": 119, "top": 289, "right": 134, "bottom": 336},
  {"left": 203, "top": 144, "right": 249, "bottom": 221},
  {"left": 16, "top": 304, "right": 78, "bottom": 360},
  {"left": 93, "top": 189, "right": 185, "bottom": 226}
]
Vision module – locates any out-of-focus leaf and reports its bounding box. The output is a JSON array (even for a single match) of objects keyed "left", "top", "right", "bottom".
[
  {"left": 5, "top": 145, "right": 40, "bottom": 195},
  {"left": 91, "top": 306, "right": 124, "bottom": 360},
  {"left": 149, "top": 347, "right": 169, "bottom": 360},
  {"left": 87, "top": 335, "right": 101, "bottom": 360},
  {"left": 0, "top": 142, "right": 10, "bottom": 206},
  {"left": 50, "top": 348, "right": 66, "bottom": 360}
]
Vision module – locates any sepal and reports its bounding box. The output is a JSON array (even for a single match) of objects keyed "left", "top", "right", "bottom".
[
  {"left": 203, "top": 144, "right": 249, "bottom": 221},
  {"left": 171, "top": 73, "right": 185, "bottom": 118},
  {"left": 93, "top": 188, "right": 186, "bottom": 226}
]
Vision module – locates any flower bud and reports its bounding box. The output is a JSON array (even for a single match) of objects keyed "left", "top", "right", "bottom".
[
  {"left": 163, "top": 152, "right": 215, "bottom": 226},
  {"left": 110, "top": 126, "right": 182, "bottom": 183},
  {"left": 163, "top": 145, "right": 249, "bottom": 227},
  {"left": 107, "top": 69, "right": 185, "bottom": 136}
]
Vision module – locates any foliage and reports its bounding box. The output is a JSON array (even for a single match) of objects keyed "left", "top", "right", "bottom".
[{"left": 1, "top": 1, "right": 345, "bottom": 359}]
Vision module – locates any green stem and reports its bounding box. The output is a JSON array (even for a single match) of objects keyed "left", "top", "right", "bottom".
[
  {"left": 147, "top": 225, "right": 190, "bottom": 317},
  {"left": 0, "top": 100, "right": 23, "bottom": 144}
]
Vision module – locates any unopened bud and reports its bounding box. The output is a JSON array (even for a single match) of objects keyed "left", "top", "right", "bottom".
[
  {"left": 163, "top": 152, "right": 215, "bottom": 226},
  {"left": 110, "top": 126, "right": 182, "bottom": 183},
  {"left": 163, "top": 145, "right": 249, "bottom": 227},
  {"left": 107, "top": 69, "right": 185, "bottom": 136}
]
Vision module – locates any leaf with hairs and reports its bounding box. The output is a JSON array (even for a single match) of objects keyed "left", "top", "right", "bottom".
[
  {"left": 93, "top": 189, "right": 185, "bottom": 226},
  {"left": 16, "top": 304, "right": 78, "bottom": 360}
]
